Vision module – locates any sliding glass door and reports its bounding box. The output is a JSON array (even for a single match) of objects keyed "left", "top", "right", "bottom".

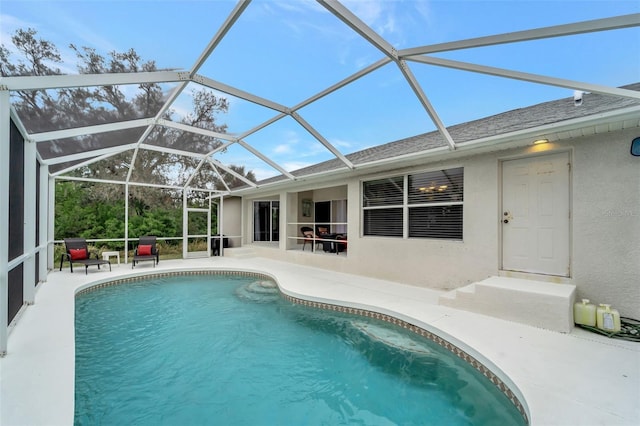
[{"left": 253, "top": 201, "right": 279, "bottom": 242}]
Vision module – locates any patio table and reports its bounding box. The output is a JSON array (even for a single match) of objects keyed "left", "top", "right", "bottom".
[{"left": 76, "top": 259, "right": 111, "bottom": 275}]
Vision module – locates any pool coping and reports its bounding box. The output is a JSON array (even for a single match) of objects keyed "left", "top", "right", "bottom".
[{"left": 2, "top": 257, "right": 639, "bottom": 426}]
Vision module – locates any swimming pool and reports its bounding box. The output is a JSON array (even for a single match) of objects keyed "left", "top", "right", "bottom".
[{"left": 74, "top": 272, "right": 527, "bottom": 425}]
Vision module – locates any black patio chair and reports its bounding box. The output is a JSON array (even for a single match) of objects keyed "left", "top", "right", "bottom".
[
  {"left": 60, "top": 238, "right": 111, "bottom": 274},
  {"left": 211, "top": 235, "right": 230, "bottom": 256},
  {"left": 301, "top": 226, "right": 321, "bottom": 251},
  {"left": 132, "top": 236, "right": 160, "bottom": 268}
]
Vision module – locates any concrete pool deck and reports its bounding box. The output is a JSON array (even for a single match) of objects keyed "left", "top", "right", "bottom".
[{"left": 1, "top": 257, "right": 638, "bottom": 425}]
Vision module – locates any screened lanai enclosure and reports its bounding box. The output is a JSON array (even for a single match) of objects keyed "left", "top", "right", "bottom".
[{"left": 2, "top": 0, "right": 640, "bottom": 354}]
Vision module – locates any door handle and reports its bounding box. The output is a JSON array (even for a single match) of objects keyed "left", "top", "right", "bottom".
[{"left": 503, "top": 211, "right": 512, "bottom": 224}]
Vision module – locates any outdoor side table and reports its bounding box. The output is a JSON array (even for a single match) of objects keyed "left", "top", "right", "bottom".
[{"left": 102, "top": 251, "right": 120, "bottom": 266}]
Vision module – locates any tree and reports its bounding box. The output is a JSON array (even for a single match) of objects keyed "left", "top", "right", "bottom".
[
  {"left": 1, "top": 27, "right": 256, "bottom": 204},
  {"left": 2, "top": 28, "right": 257, "bottom": 240}
]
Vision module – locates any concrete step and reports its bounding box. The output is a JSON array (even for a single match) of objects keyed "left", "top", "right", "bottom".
[
  {"left": 220, "top": 247, "right": 255, "bottom": 259},
  {"left": 438, "top": 276, "right": 576, "bottom": 333}
]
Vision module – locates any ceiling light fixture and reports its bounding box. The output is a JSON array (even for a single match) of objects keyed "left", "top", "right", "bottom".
[{"left": 533, "top": 138, "right": 549, "bottom": 145}]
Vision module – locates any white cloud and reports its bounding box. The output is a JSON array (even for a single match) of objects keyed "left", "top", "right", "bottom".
[
  {"left": 251, "top": 167, "right": 279, "bottom": 181},
  {"left": 0, "top": 14, "right": 32, "bottom": 46},
  {"left": 271, "top": 0, "right": 323, "bottom": 15},
  {"left": 283, "top": 161, "right": 312, "bottom": 172},
  {"left": 267, "top": 129, "right": 300, "bottom": 155},
  {"left": 340, "top": 0, "right": 434, "bottom": 47},
  {"left": 413, "top": 0, "right": 433, "bottom": 23},
  {"left": 330, "top": 138, "right": 354, "bottom": 149},
  {"left": 342, "top": 0, "right": 384, "bottom": 28},
  {"left": 50, "top": 9, "right": 116, "bottom": 54},
  {"left": 274, "top": 143, "right": 292, "bottom": 154}
]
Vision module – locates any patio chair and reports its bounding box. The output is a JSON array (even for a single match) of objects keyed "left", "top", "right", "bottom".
[
  {"left": 301, "top": 226, "right": 321, "bottom": 251},
  {"left": 60, "top": 238, "right": 111, "bottom": 274},
  {"left": 316, "top": 225, "right": 329, "bottom": 236},
  {"left": 211, "top": 235, "right": 230, "bottom": 256},
  {"left": 132, "top": 236, "right": 160, "bottom": 268}
]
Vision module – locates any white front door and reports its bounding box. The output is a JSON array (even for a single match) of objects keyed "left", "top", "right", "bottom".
[{"left": 501, "top": 152, "right": 570, "bottom": 276}]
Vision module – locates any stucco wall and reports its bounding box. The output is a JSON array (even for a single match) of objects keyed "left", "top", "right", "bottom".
[
  {"left": 241, "top": 129, "right": 639, "bottom": 318},
  {"left": 342, "top": 133, "right": 639, "bottom": 317},
  {"left": 221, "top": 197, "right": 242, "bottom": 248},
  {"left": 345, "top": 157, "right": 499, "bottom": 290},
  {"left": 570, "top": 130, "right": 639, "bottom": 318}
]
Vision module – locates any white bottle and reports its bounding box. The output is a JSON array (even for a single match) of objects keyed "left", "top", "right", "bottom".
[
  {"left": 596, "top": 304, "right": 621, "bottom": 333},
  {"left": 573, "top": 299, "right": 596, "bottom": 326}
]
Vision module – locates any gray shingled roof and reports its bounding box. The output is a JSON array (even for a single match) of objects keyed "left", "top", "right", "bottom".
[{"left": 256, "top": 82, "right": 640, "bottom": 186}]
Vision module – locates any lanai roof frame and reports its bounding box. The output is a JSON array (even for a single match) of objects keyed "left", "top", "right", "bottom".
[{"left": 0, "top": 2, "right": 637, "bottom": 194}]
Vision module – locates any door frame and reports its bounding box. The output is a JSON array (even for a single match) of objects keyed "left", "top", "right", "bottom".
[
  {"left": 252, "top": 200, "right": 280, "bottom": 243},
  {"left": 498, "top": 150, "right": 572, "bottom": 277},
  {"left": 183, "top": 207, "right": 211, "bottom": 259}
]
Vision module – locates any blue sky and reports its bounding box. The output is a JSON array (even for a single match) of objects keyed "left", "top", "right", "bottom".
[{"left": 2, "top": 0, "right": 639, "bottom": 180}]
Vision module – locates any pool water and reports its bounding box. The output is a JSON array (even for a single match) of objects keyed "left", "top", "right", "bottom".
[{"left": 74, "top": 274, "right": 525, "bottom": 425}]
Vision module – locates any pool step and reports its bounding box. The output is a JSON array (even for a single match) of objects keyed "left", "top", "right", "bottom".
[
  {"left": 439, "top": 276, "right": 576, "bottom": 333},
  {"left": 351, "top": 321, "right": 433, "bottom": 354},
  {"left": 235, "top": 279, "right": 279, "bottom": 303}
]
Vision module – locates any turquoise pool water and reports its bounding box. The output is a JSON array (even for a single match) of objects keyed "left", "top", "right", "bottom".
[{"left": 74, "top": 274, "right": 525, "bottom": 425}]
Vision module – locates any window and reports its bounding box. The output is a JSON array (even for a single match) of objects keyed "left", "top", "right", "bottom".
[{"left": 362, "top": 167, "right": 463, "bottom": 240}]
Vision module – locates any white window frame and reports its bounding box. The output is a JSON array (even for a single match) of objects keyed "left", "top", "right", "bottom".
[{"left": 361, "top": 167, "right": 464, "bottom": 240}]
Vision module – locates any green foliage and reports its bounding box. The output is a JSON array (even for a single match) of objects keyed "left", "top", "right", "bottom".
[
  {"left": 127, "top": 209, "right": 182, "bottom": 239},
  {"left": 54, "top": 181, "right": 195, "bottom": 250}
]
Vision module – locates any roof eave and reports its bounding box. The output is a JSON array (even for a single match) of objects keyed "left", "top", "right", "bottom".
[{"left": 232, "top": 105, "right": 640, "bottom": 197}]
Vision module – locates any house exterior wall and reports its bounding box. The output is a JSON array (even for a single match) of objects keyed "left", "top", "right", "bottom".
[
  {"left": 221, "top": 196, "right": 242, "bottom": 248},
  {"left": 570, "top": 129, "right": 639, "bottom": 318},
  {"left": 313, "top": 186, "right": 348, "bottom": 203},
  {"left": 241, "top": 128, "right": 639, "bottom": 318},
  {"left": 347, "top": 157, "right": 498, "bottom": 290}
]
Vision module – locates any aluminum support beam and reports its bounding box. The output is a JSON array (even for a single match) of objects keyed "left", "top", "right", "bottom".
[
  {"left": 188, "top": 0, "right": 252, "bottom": 76},
  {"left": 208, "top": 162, "right": 232, "bottom": 193},
  {"left": 292, "top": 57, "right": 392, "bottom": 111},
  {"left": 29, "top": 118, "right": 153, "bottom": 143},
  {"left": 235, "top": 139, "right": 295, "bottom": 180},
  {"left": 0, "top": 90, "right": 9, "bottom": 356},
  {"left": 182, "top": 159, "right": 207, "bottom": 190},
  {"left": 47, "top": 177, "right": 55, "bottom": 270},
  {"left": 125, "top": 122, "right": 159, "bottom": 183},
  {"left": 138, "top": 143, "right": 208, "bottom": 159},
  {"left": 396, "top": 60, "right": 457, "bottom": 150},
  {"left": 46, "top": 144, "right": 137, "bottom": 167},
  {"left": 193, "top": 74, "right": 289, "bottom": 113},
  {"left": 400, "top": 14, "right": 640, "bottom": 56},
  {"left": 157, "top": 119, "right": 236, "bottom": 141},
  {"left": 23, "top": 137, "right": 37, "bottom": 305},
  {"left": 290, "top": 112, "right": 356, "bottom": 168},
  {"left": 0, "top": 70, "right": 185, "bottom": 91},
  {"left": 236, "top": 113, "right": 288, "bottom": 140},
  {"left": 318, "top": 0, "right": 397, "bottom": 60},
  {"left": 218, "top": 196, "right": 225, "bottom": 257},
  {"left": 57, "top": 175, "right": 186, "bottom": 190},
  {"left": 124, "top": 184, "right": 129, "bottom": 264},
  {"left": 208, "top": 158, "right": 259, "bottom": 188},
  {"left": 406, "top": 55, "right": 640, "bottom": 100},
  {"left": 38, "top": 162, "right": 49, "bottom": 281},
  {"left": 182, "top": 190, "right": 188, "bottom": 259}
]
